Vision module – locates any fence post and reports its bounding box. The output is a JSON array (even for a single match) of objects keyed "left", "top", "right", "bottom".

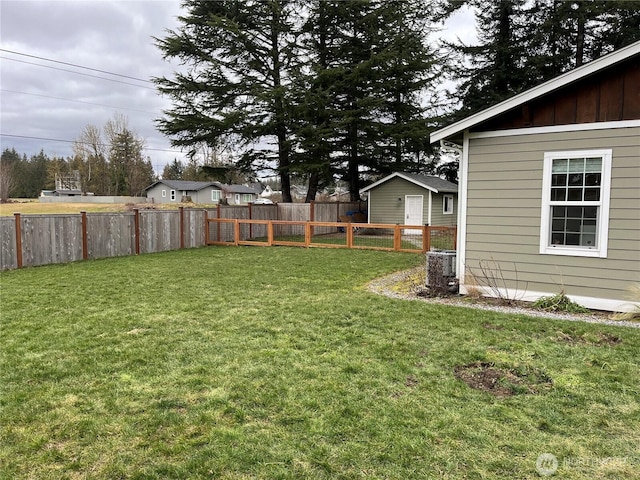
[
  {"left": 305, "top": 221, "right": 311, "bottom": 246},
  {"left": 393, "top": 225, "right": 401, "bottom": 251},
  {"left": 217, "top": 205, "right": 221, "bottom": 243},
  {"left": 346, "top": 223, "right": 353, "bottom": 248},
  {"left": 179, "top": 207, "right": 185, "bottom": 249},
  {"left": 309, "top": 200, "right": 315, "bottom": 239},
  {"left": 234, "top": 219, "right": 240, "bottom": 246},
  {"left": 134, "top": 209, "right": 140, "bottom": 255},
  {"left": 14, "top": 213, "right": 23, "bottom": 269},
  {"left": 424, "top": 225, "right": 430, "bottom": 253},
  {"left": 267, "top": 221, "right": 274, "bottom": 246},
  {"left": 204, "top": 210, "right": 209, "bottom": 244},
  {"left": 81, "top": 211, "right": 89, "bottom": 260},
  {"left": 248, "top": 203, "right": 253, "bottom": 239}
]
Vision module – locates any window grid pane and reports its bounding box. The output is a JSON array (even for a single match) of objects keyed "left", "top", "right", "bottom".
[
  {"left": 550, "top": 206, "right": 598, "bottom": 247},
  {"left": 550, "top": 157, "right": 601, "bottom": 203}
]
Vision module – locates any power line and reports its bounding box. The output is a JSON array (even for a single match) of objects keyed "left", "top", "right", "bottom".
[
  {"left": 0, "top": 48, "right": 153, "bottom": 83},
  {"left": 0, "top": 57, "right": 157, "bottom": 90},
  {"left": 1, "top": 89, "right": 160, "bottom": 116},
  {"left": 0, "top": 133, "right": 184, "bottom": 154}
]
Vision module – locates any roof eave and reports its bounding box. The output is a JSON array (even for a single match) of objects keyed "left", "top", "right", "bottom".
[{"left": 359, "top": 172, "right": 440, "bottom": 194}]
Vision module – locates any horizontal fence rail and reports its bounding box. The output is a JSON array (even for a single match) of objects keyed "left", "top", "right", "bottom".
[{"left": 206, "top": 218, "right": 456, "bottom": 254}]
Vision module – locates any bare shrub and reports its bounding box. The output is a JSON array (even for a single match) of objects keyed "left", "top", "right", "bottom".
[{"left": 468, "top": 258, "right": 527, "bottom": 305}]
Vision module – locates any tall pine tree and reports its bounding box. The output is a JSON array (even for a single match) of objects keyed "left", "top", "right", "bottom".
[{"left": 154, "top": 0, "right": 299, "bottom": 202}]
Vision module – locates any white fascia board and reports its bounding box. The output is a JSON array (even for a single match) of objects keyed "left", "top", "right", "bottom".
[
  {"left": 359, "top": 172, "right": 438, "bottom": 194},
  {"left": 430, "top": 41, "right": 640, "bottom": 144}
]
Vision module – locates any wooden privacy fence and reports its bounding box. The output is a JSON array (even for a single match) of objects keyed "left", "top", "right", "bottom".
[
  {"left": 0, "top": 207, "right": 209, "bottom": 271},
  {"left": 0, "top": 202, "right": 365, "bottom": 271},
  {"left": 206, "top": 218, "right": 457, "bottom": 254}
]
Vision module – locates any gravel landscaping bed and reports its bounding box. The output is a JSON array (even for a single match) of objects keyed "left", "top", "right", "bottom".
[{"left": 368, "top": 268, "right": 640, "bottom": 329}]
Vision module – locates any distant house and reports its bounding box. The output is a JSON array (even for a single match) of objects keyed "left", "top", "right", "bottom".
[
  {"left": 145, "top": 180, "right": 223, "bottom": 204},
  {"left": 430, "top": 40, "right": 640, "bottom": 312},
  {"left": 222, "top": 184, "right": 258, "bottom": 205},
  {"left": 360, "top": 173, "right": 458, "bottom": 227}
]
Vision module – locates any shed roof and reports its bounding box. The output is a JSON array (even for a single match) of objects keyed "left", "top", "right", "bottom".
[
  {"left": 430, "top": 40, "right": 640, "bottom": 144},
  {"left": 360, "top": 173, "right": 458, "bottom": 194}
]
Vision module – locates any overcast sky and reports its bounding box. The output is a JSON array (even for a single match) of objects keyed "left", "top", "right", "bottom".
[{"left": 0, "top": 0, "right": 476, "bottom": 175}]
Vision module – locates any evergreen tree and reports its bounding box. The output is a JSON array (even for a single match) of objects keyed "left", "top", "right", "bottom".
[
  {"left": 154, "top": 0, "right": 299, "bottom": 201},
  {"left": 161, "top": 159, "right": 185, "bottom": 180},
  {"left": 294, "top": 0, "right": 442, "bottom": 200}
]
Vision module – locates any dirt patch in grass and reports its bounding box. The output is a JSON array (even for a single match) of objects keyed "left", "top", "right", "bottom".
[
  {"left": 454, "top": 362, "right": 552, "bottom": 398},
  {"left": 555, "top": 331, "right": 622, "bottom": 346}
]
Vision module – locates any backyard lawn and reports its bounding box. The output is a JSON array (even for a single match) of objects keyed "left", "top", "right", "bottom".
[{"left": 1, "top": 247, "right": 638, "bottom": 479}]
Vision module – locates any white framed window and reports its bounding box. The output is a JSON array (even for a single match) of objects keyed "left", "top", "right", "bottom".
[
  {"left": 540, "top": 149, "right": 611, "bottom": 258},
  {"left": 170, "top": 189, "right": 176, "bottom": 201},
  {"left": 443, "top": 194, "right": 454, "bottom": 214},
  {"left": 211, "top": 190, "right": 221, "bottom": 202},
  {"left": 242, "top": 194, "right": 253, "bottom": 203},
  {"left": 162, "top": 189, "right": 166, "bottom": 198}
]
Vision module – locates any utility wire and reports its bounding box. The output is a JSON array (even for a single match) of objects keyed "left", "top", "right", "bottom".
[
  {"left": 0, "top": 57, "right": 157, "bottom": 90},
  {"left": 0, "top": 48, "right": 153, "bottom": 83},
  {"left": 1, "top": 89, "right": 160, "bottom": 115},
  {"left": 0, "top": 133, "right": 183, "bottom": 154}
]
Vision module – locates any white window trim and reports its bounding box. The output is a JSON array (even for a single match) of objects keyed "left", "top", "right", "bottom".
[
  {"left": 170, "top": 189, "right": 176, "bottom": 201},
  {"left": 443, "top": 194, "right": 454, "bottom": 215},
  {"left": 212, "top": 190, "right": 221, "bottom": 202},
  {"left": 162, "top": 189, "right": 166, "bottom": 198},
  {"left": 539, "top": 149, "right": 611, "bottom": 258}
]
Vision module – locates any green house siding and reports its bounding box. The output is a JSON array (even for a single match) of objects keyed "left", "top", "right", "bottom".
[
  {"left": 368, "top": 177, "right": 458, "bottom": 226},
  {"left": 430, "top": 194, "right": 457, "bottom": 226},
  {"left": 464, "top": 126, "right": 640, "bottom": 304}
]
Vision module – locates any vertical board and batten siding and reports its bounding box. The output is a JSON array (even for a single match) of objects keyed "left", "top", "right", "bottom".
[
  {"left": 464, "top": 126, "right": 640, "bottom": 303},
  {"left": 86, "top": 212, "right": 135, "bottom": 259},
  {"left": 0, "top": 217, "right": 17, "bottom": 270},
  {"left": 20, "top": 215, "right": 83, "bottom": 267}
]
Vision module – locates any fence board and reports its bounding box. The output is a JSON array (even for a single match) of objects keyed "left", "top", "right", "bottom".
[
  {"left": 0, "top": 217, "right": 17, "bottom": 270},
  {"left": 87, "top": 213, "right": 135, "bottom": 259},
  {"left": 183, "top": 209, "right": 206, "bottom": 248},
  {"left": 139, "top": 210, "right": 180, "bottom": 254},
  {"left": 21, "top": 215, "right": 83, "bottom": 267}
]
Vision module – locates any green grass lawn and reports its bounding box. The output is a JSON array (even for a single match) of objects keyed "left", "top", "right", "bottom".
[{"left": 1, "top": 247, "right": 638, "bottom": 479}]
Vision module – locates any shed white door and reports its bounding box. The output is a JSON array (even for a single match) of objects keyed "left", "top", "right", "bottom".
[{"left": 405, "top": 195, "right": 423, "bottom": 234}]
